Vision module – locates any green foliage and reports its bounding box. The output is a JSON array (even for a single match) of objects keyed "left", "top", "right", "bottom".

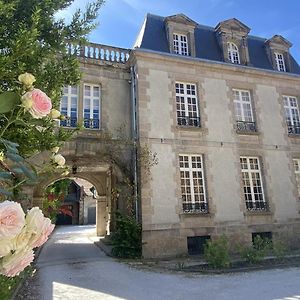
[
  {"left": 112, "top": 212, "right": 142, "bottom": 258},
  {"left": 43, "top": 179, "right": 72, "bottom": 221},
  {"left": 0, "top": 266, "right": 33, "bottom": 300},
  {"left": 240, "top": 236, "right": 271, "bottom": 264},
  {"left": 273, "top": 240, "right": 288, "bottom": 260},
  {"left": 204, "top": 235, "right": 230, "bottom": 269},
  {"left": 0, "top": 139, "right": 37, "bottom": 200},
  {"left": 0, "top": 92, "right": 20, "bottom": 113},
  {"left": 0, "top": 0, "right": 104, "bottom": 157}
]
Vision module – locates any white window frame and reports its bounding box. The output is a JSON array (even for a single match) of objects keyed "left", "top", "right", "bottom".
[
  {"left": 175, "top": 82, "right": 200, "bottom": 127},
  {"left": 275, "top": 52, "right": 286, "bottom": 72},
  {"left": 284, "top": 95, "right": 300, "bottom": 134},
  {"left": 173, "top": 33, "right": 189, "bottom": 56},
  {"left": 179, "top": 154, "right": 207, "bottom": 213},
  {"left": 83, "top": 84, "right": 101, "bottom": 129},
  {"left": 293, "top": 158, "right": 300, "bottom": 198},
  {"left": 60, "top": 85, "right": 78, "bottom": 128},
  {"left": 233, "top": 89, "right": 254, "bottom": 122},
  {"left": 240, "top": 156, "right": 266, "bottom": 211},
  {"left": 228, "top": 42, "right": 240, "bottom": 64}
]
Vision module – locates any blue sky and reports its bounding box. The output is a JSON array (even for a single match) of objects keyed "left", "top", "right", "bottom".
[{"left": 57, "top": 0, "right": 300, "bottom": 63}]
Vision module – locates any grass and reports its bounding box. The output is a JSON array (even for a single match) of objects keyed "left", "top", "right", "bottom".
[{"left": 0, "top": 266, "right": 33, "bottom": 300}]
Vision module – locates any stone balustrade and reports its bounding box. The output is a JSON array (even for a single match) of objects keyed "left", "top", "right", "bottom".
[{"left": 66, "top": 42, "right": 130, "bottom": 64}]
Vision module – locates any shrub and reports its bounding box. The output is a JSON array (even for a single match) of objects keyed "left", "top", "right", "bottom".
[
  {"left": 240, "top": 236, "right": 271, "bottom": 264},
  {"left": 111, "top": 212, "right": 142, "bottom": 258},
  {"left": 273, "top": 240, "right": 288, "bottom": 260},
  {"left": 204, "top": 235, "right": 230, "bottom": 269}
]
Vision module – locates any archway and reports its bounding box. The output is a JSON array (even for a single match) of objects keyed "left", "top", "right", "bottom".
[
  {"left": 32, "top": 167, "right": 112, "bottom": 237},
  {"left": 45, "top": 177, "right": 99, "bottom": 226}
]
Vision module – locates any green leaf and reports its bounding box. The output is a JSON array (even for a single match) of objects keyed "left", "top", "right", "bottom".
[
  {"left": 6, "top": 152, "right": 24, "bottom": 163},
  {"left": 18, "top": 163, "right": 36, "bottom": 180},
  {"left": 0, "top": 188, "right": 13, "bottom": 196},
  {"left": 0, "top": 92, "right": 20, "bottom": 113},
  {"left": 0, "top": 171, "right": 12, "bottom": 179}
]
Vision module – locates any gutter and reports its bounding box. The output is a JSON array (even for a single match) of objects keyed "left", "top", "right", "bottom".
[{"left": 130, "top": 65, "right": 139, "bottom": 222}]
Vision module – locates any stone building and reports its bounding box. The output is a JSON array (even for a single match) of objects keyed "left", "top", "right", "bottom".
[
  {"left": 133, "top": 14, "right": 300, "bottom": 258},
  {"left": 33, "top": 13, "right": 300, "bottom": 258}
]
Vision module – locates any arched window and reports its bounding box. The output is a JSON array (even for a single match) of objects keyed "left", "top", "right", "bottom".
[{"left": 227, "top": 42, "right": 240, "bottom": 64}]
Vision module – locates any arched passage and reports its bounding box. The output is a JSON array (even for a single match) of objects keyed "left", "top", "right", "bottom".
[{"left": 32, "top": 166, "right": 112, "bottom": 237}]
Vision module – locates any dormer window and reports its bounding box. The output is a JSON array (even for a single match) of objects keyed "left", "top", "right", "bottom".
[
  {"left": 173, "top": 33, "right": 188, "bottom": 56},
  {"left": 228, "top": 42, "right": 240, "bottom": 64},
  {"left": 275, "top": 52, "right": 286, "bottom": 72},
  {"left": 265, "top": 35, "right": 292, "bottom": 73},
  {"left": 164, "top": 14, "right": 197, "bottom": 57}
]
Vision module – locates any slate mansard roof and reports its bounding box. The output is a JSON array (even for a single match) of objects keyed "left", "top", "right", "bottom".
[{"left": 135, "top": 13, "right": 300, "bottom": 75}]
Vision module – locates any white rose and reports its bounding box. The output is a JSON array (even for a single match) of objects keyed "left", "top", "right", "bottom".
[
  {"left": 51, "top": 146, "right": 60, "bottom": 154},
  {"left": 53, "top": 154, "right": 65, "bottom": 167},
  {"left": 25, "top": 207, "right": 45, "bottom": 235},
  {"left": 18, "top": 73, "right": 36, "bottom": 87},
  {"left": 12, "top": 226, "right": 33, "bottom": 252},
  {"left": 0, "top": 238, "right": 14, "bottom": 258},
  {"left": 49, "top": 109, "right": 61, "bottom": 119},
  {"left": 1, "top": 248, "right": 34, "bottom": 277}
]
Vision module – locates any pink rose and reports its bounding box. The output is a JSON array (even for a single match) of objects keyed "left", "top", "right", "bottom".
[
  {"left": 25, "top": 207, "right": 55, "bottom": 248},
  {"left": 21, "top": 88, "right": 52, "bottom": 119},
  {"left": 30, "top": 218, "right": 55, "bottom": 248},
  {"left": 0, "top": 201, "right": 25, "bottom": 238},
  {"left": 0, "top": 248, "right": 34, "bottom": 277}
]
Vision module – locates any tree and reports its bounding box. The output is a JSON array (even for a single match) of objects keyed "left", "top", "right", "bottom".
[{"left": 0, "top": 0, "right": 104, "bottom": 156}]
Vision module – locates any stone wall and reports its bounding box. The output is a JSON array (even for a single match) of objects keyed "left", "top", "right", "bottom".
[{"left": 134, "top": 50, "right": 300, "bottom": 258}]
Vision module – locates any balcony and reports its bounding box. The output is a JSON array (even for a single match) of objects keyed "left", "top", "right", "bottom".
[
  {"left": 236, "top": 121, "right": 257, "bottom": 133},
  {"left": 60, "top": 117, "right": 77, "bottom": 128},
  {"left": 66, "top": 42, "right": 130, "bottom": 65},
  {"left": 287, "top": 124, "right": 300, "bottom": 135},
  {"left": 182, "top": 202, "right": 208, "bottom": 213},
  {"left": 177, "top": 116, "right": 200, "bottom": 127},
  {"left": 84, "top": 118, "right": 100, "bottom": 129},
  {"left": 246, "top": 201, "right": 268, "bottom": 211}
]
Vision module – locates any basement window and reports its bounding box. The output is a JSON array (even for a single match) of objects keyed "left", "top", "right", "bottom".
[{"left": 187, "top": 235, "right": 210, "bottom": 255}]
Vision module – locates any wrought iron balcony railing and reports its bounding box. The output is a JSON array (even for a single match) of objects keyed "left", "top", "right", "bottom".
[
  {"left": 177, "top": 116, "right": 201, "bottom": 127},
  {"left": 60, "top": 117, "right": 77, "bottom": 128},
  {"left": 84, "top": 118, "right": 100, "bottom": 129},
  {"left": 236, "top": 121, "right": 257, "bottom": 133},
  {"left": 182, "top": 202, "right": 208, "bottom": 213},
  {"left": 287, "top": 124, "right": 300, "bottom": 135},
  {"left": 246, "top": 201, "right": 268, "bottom": 211}
]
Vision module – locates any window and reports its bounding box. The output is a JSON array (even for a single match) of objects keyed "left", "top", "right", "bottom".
[
  {"left": 60, "top": 86, "right": 78, "bottom": 127},
  {"left": 293, "top": 159, "right": 300, "bottom": 198},
  {"left": 227, "top": 42, "right": 240, "bottom": 64},
  {"left": 179, "top": 154, "right": 208, "bottom": 213},
  {"left": 275, "top": 53, "right": 286, "bottom": 72},
  {"left": 173, "top": 33, "right": 188, "bottom": 56},
  {"left": 240, "top": 157, "right": 267, "bottom": 211},
  {"left": 175, "top": 82, "right": 200, "bottom": 127},
  {"left": 233, "top": 89, "right": 256, "bottom": 132},
  {"left": 284, "top": 96, "right": 300, "bottom": 134},
  {"left": 187, "top": 236, "right": 210, "bottom": 255},
  {"left": 83, "top": 84, "right": 100, "bottom": 129}
]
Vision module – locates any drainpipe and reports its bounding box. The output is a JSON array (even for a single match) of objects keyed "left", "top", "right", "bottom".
[{"left": 130, "top": 65, "right": 139, "bottom": 222}]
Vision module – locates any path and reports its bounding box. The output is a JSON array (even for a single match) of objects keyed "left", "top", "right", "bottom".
[{"left": 18, "top": 225, "right": 300, "bottom": 300}]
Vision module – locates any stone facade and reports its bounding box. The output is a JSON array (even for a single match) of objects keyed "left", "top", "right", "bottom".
[{"left": 134, "top": 49, "right": 300, "bottom": 258}]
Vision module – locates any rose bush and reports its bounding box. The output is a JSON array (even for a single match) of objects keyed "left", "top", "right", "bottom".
[
  {"left": 0, "top": 202, "right": 54, "bottom": 277},
  {"left": 0, "top": 73, "right": 65, "bottom": 278}
]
